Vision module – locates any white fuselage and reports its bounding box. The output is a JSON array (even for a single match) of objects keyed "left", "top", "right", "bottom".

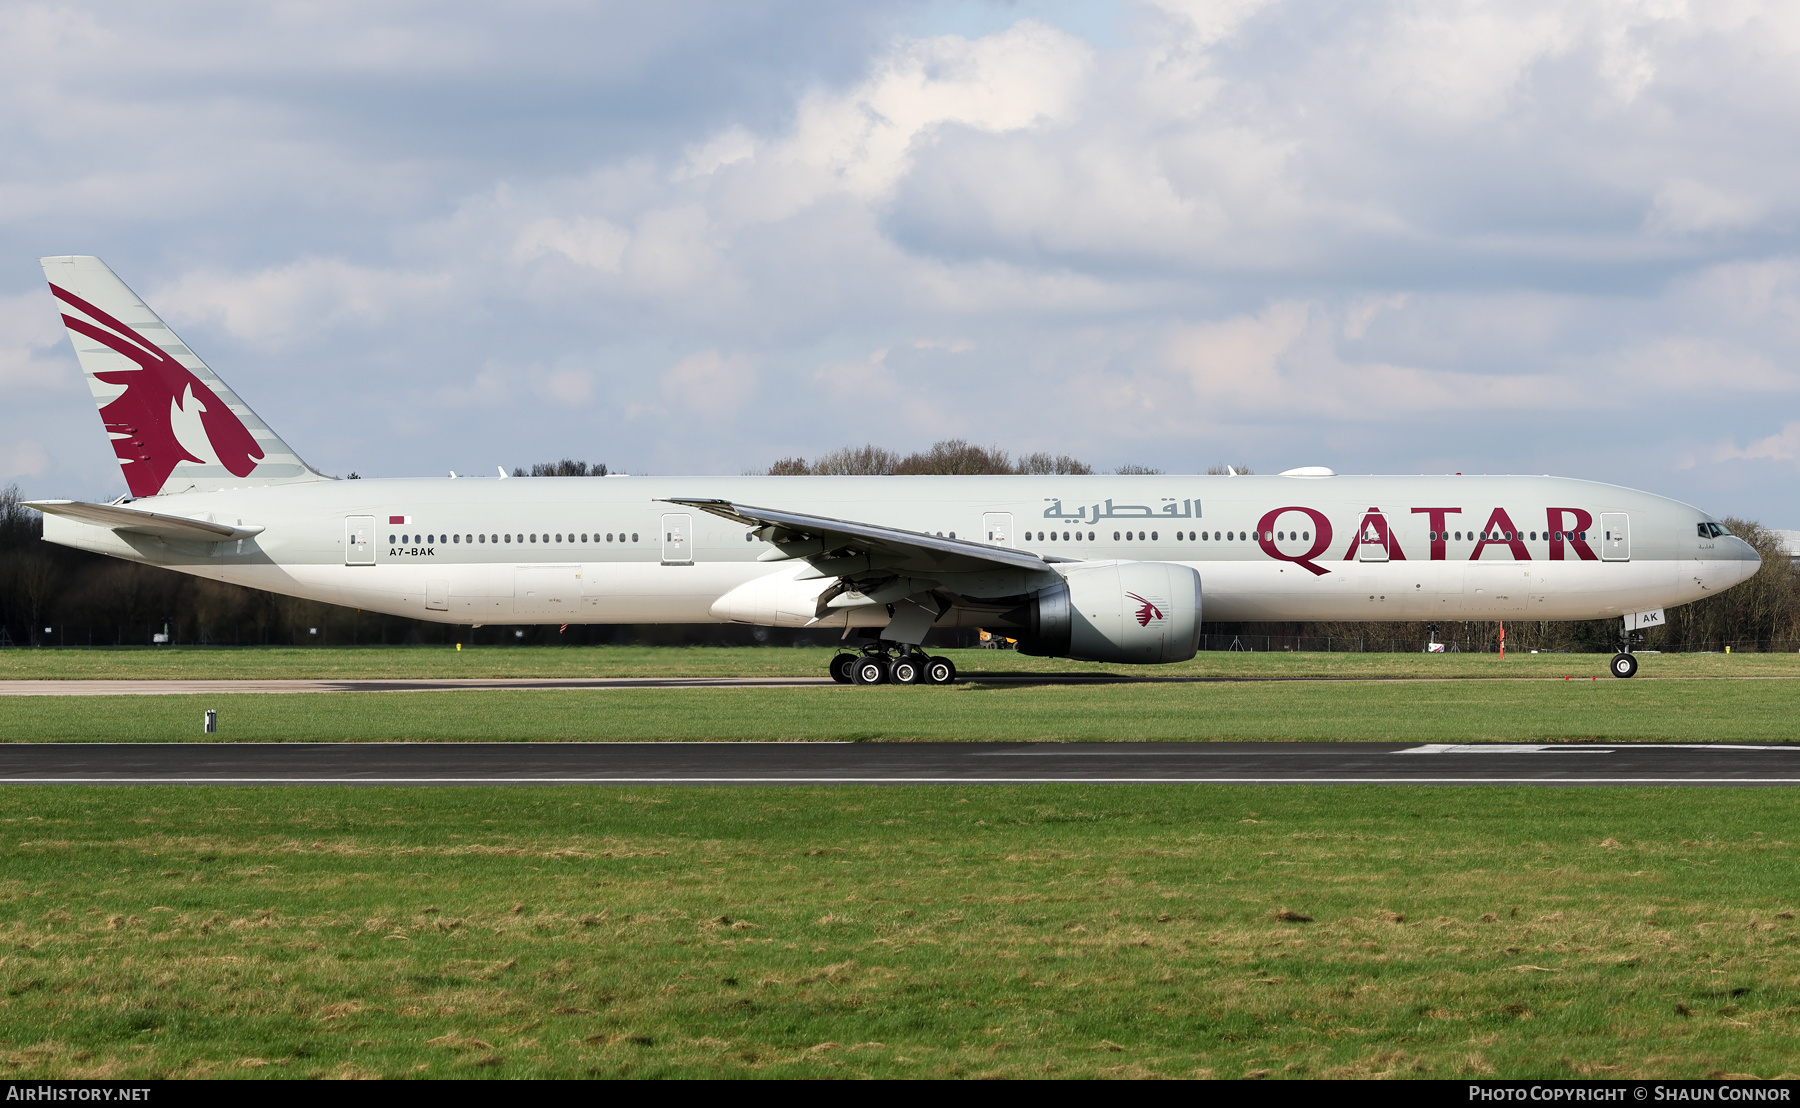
[{"left": 41, "top": 473, "right": 1759, "bottom": 630}]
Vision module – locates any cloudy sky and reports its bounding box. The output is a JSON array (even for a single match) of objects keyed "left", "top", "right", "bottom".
[{"left": 4, "top": 0, "right": 1799, "bottom": 521}]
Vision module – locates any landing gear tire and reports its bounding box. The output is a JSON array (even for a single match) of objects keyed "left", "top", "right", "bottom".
[
  {"left": 851, "top": 656, "right": 889, "bottom": 685},
  {"left": 923, "top": 656, "right": 956, "bottom": 685},
  {"left": 829, "top": 653, "right": 858, "bottom": 684},
  {"left": 890, "top": 656, "right": 923, "bottom": 685},
  {"left": 1610, "top": 652, "right": 1639, "bottom": 679}
]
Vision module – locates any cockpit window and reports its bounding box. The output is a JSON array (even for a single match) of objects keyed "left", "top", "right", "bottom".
[{"left": 1698, "top": 522, "right": 1728, "bottom": 538}]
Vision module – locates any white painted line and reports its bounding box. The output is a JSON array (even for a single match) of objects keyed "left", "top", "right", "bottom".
[
  {"left": 1399, "top": 744, "right": 1606, "bottom": 754},
  {"left": 1398, "top": 743, "right": 1795, "bottom": 754}
]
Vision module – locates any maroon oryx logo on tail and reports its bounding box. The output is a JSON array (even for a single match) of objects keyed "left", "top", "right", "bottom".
[
  {"left": 51, "top": 284, "right": 263, "bottom": 497},
  {"left": 1127, "top": 592, "right": 1163, "bottom": 627}
]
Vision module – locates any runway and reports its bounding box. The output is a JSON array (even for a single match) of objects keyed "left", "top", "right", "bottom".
[{"left": 1, "top": 741, "right": 1797, "bottom": 785}]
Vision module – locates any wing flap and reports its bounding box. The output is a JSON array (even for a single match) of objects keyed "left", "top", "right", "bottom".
[
  {"left": 664, "top": 497, "right": 1049, "bottom": 575},
  {"left": 26, "top": 499, "right": 264, "bottom": 542}
]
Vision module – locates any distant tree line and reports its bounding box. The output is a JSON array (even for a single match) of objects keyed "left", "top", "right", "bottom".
[
  {"left": 513, "top": 459, "right": 608, "bottom": 477},
  {"left": 0, "top": 475, "right": 1794, "bottom": 652},
  {"left": 765, "top": 439, "right": 1175, "bottom": 476}
]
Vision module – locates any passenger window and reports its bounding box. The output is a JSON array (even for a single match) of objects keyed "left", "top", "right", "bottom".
[
  {"left": 388, "top": 535, "right": 395, "bottom": 544},
  {"left": 504, "top": 534, "right": 511, "bottom": 543},
  {"left": 1150, "top": 531, "right": 1158, "bottom": 541},
  {"left": 1113, "top": 531, "right": 1120, "bottom": 541},
  {"left": 632, "top": 533, "right": 639, "bottom": 542},
  {"left": 453, "top": 534, "right": 459, "bottom": 543}
]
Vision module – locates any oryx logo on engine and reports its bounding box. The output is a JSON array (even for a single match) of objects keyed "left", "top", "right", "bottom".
[{"left": 1127, "top": 592, "right": 1164, "bottom": 627}]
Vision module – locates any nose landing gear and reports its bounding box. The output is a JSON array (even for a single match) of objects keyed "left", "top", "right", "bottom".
[
  {"left": 1609, "top": 652, "right": 1639, "bottom": 679},
  {"left": 828, "top": 644, "right": 956, "bottom": 685}
]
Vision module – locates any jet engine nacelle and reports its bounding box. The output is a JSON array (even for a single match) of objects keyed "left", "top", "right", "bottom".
[{"left": 1015, "top": 560, "right": 1201, "bottom": 664}]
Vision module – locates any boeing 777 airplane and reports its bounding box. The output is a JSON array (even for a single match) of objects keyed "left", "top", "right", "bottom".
[{"left": 26, "top": 256, "right": 1761, "bottom": 683}]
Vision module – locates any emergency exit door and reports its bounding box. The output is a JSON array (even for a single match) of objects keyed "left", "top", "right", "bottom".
[
  {"left": 1601, "top": 513, "right": 1630, "bottom": 561},
  {"left": 661, "top": 513, "right": 693, "bottom": 566},
  {"left": 344, "top": 516, "right": 374, "bottom": 565},
  {"left": 983, "top": 513, "right": 1014, "bottom": 546}
]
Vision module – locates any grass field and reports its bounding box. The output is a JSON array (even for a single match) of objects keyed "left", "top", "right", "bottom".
[
  {"left": 3, "top": 647, "right": 1796, "bottom": 1080},
  {"left": 0, "top": 676, "right": 1796, "bottom": 744},
  {"left": 1, "top": 784, "right": 1795, "bottom": 1079},
  {"left": 3, "top": 644, "right": 1798, "bottom": 682}
]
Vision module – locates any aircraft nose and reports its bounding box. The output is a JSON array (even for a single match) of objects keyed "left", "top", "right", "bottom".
[{"left": 1726, "top": 536, "right": 1762, "bottom": 582}]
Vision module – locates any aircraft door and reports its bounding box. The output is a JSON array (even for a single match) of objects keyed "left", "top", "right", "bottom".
[
  {"left": 1601, "top": 513, "right": 1630, "bottom": 561},
  {"left": 1356, "top": 511, "right": 1391, "bottom": 562},
  {"left": 344, "top": 516, "right": 375, "bottom": 565},
  {"left": 661, "top": 513, "right": 693, "bottom": 566},
  {"left": 983, "top": 513, "right": 1014, "bottom": 546}
]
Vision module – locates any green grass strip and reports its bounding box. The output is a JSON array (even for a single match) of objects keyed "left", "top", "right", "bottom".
[
  {"left": 0, "top": 679, "right": 1792, "bottom": 744},
  {"left": 1, "top": 784, "right": 1795, "bottom": 1078}
]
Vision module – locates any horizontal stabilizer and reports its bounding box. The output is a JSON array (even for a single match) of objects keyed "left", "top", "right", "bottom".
[{"left": 26, "top": 499, "right": 264, "bottom": 542}]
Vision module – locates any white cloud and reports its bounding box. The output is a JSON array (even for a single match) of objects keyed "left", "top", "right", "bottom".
[
  {"left": 8, "top": 2, "right": 1800, "bottom": 518},
  {"left": 660, "top": 350, "right": 755, "bottom": 416},
  {"left": 1646, "top": 179, "right": 1766, "bottom": 235},
  {"left": 1716, "top": 422, "right": 1800, "bottom": 463},
  {"left": 674, "top": 128, "right": 756, "bottom": 182},
  {"left": 0, "top": 438, "right": 50, "bottom": 482},
  {"left": 0, "top": 291, "right": 72, "bottom": 391},
  {"left": 512, "top": 217, "right": 630, "bottom": 272},
  {"left": 152, "top": 260, "right": 456, "bottom": 347}
]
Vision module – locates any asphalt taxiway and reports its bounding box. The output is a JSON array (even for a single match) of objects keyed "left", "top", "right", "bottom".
[{"left": 0, "top": 741, "right": 1795, "bottom": 785}]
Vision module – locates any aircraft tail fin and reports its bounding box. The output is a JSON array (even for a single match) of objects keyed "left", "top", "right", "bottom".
[{"left": 39, "top": 255, "right": 329, "bottom": 498}]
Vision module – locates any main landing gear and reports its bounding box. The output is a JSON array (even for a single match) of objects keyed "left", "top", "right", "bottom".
[
  {"left": 829, "top": 646, "right": 957, "bottom": 686},
  {"left": 1609, "top": 652, "right": 1639, "bottom": 679}
]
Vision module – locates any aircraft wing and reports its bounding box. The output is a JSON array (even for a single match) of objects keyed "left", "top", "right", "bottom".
[
  {"left": 663, "top": 497, "right": 1054, "bottom": 577},
  {"left": 26, "top": 499, "right": 265, "bottom": 542}
]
